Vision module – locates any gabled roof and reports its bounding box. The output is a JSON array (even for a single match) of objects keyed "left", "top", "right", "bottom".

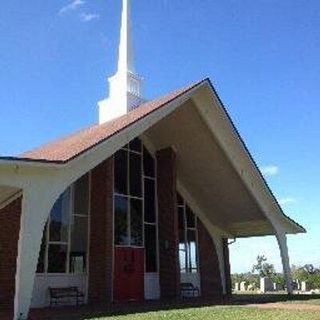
[
  {"left": 9, "top": 80, "right": 203, "bottom": 164},
  {"left": 0, "top": 78, "right": 305, "bottom": 235}
]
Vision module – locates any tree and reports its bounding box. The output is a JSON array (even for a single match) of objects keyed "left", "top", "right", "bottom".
[
  {"left": 252, "top": 255, "right": 276, "bottom": 278},
  {"left": 231, "top": 272, "right": 259, "bottom": 289},
  {"left": 292, "top": 264, "right": 320, "bottom": 290}
]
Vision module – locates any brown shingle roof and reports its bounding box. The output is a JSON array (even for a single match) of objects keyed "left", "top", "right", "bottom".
[{"left": 17, "top": 79, "right": 205, "bottom": 163}]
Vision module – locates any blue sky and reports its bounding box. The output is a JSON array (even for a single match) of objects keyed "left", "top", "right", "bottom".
[{"left": 0, "top": 0, "right": 319, "bottom": 273}]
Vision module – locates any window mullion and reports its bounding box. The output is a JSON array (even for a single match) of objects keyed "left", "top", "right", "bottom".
[
  {"left": 142, "top": 147, "right": 145, "bottom": 248},
  {"left": 127, "top": 150, "right": 131, "bottom": 246},
  {"left": 66, "top": 186, "right": 74, "bottom": 274},
  {"left": 184, "top": 202, "right": 188, "bottom": 273},
  {"left": 45, "top": 218, "right": 50, "bottom": 274}
]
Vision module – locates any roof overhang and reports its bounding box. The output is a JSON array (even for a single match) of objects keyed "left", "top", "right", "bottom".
[{"left": 0, "top": 79, "right": 305, "bottom": 236}]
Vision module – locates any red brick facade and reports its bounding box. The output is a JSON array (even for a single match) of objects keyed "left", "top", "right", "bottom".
[
  {"left": 0, "top": 198, "right": 22, "bottom": 311},
  {"left": 0, "top": 152, "right": 228, "bottom": 311},
  {"left": 88, "top": 158, "right": 114, "bottom": 303},
  {"left": 157, "top": 148, "right": 180, "bottom": 299},
  {"left": 197, "top": 219, "right": 223, "bottom": 297}
]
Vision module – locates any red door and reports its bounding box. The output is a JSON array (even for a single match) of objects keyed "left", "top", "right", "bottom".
[{"left": 114, "top": 247, "right": 145, "bottom": 301}]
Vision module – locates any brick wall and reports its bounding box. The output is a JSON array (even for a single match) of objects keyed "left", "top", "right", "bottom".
[
  {"left": 157, "top": 148, "right": 179, "bottom": 299},
  {"left": 197, "top": 219, "right": 223, "bottom": 297},
  {"left": 0, "top": 197, "right": 22, "bottom": 311},
  {"left": 223, "top": 238, "right": 232, "bottom": 296},
  {"left": 88, "top": 158, "right": 114, "bottom": 303}
]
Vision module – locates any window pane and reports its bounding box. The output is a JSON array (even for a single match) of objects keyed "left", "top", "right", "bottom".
[
  {"left": 129, "top": 152, "right": 142, "bottom": 197},
  {"left": 74, "top": 174, "right": 89, "bottom": 216},
  {"left": 36, "top": 225, "right": 47, "bottom": 273},
  {"left": 144, "top": 178, "right": 155, "bottom": 223},
  {"left": 145, "top": 224, "right": 157, "bottom": 272},
  {"left": 129, "top": 138, "right": 142, "bottom": 153},
  {"left": 177, "top": 192, "right": 184, "bottom": 206},
  {"left": 186, "top": 205, "right": 196, "bottom": 228},
  {"left": 48, "top": 244, "right": 67, "bottom": 273},
  {"left": 143, "top": 147, "right": 155, "bottom": 177},
  {"left": 130, "top": 199, "right": 143, "bottom": 246},
  {"left": 115, "top": 196, "right": 129, "bottom": 245},
  {"left": 49, "top": 190, "right": 70, "bottom": 242},
  {"left": 114, "top": 150, "right": 128, "bottom": 195},
  {"left": 187, "top": 230, "right": 198, "bottom": 273},
  {"left": 70, "top": 216, "right": 88, "bottom": 273},
  {"left": 179, "top": 229, "right": 187, "bottom": 273},
  {"left": 178, "top": 207, "right": 185, "bottom": 230}
]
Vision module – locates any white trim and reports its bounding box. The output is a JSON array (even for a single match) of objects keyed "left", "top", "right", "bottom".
[{"left": 193, "top": 81, "right": 304, "bottom": 234}]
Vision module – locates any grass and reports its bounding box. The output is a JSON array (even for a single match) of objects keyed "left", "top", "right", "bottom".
[
  {"left": 81, "top": 306, "right": 320, "bottom": 320},
  {"left": 285, "top": 298, "right": 320, "bottom": 305},
  {"left": 232, "top": 293, "right": 320, "bottom": 304},
  {"left": 30, "top": 295, "right": 320, "bottom": 320}
]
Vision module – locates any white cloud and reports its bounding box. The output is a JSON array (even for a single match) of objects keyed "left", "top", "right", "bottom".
[
  {"left": 279, "top": 197, "right": 297, "bottom": 206},
  {"left": 60, "top": 0, "right": 85, "bottom": 14},
  {"left": 79, "top": 13, "right": 100, "bottom": 22},
  {"left": 260, "top": 165, "right": 279, "bottom": 177}
]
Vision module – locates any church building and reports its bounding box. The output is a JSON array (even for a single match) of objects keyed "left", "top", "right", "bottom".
[{"left": 0, "top": 1, "right": 305, "bottom": 319}]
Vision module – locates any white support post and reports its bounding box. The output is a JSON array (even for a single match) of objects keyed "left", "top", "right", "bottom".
[
  {"left": 14, "top": 186, "right": 57, "bottom": 320},
  {"left": 212, "top": 235, "right": 227, "bottom": 295},
  {"left": 275, "top": 230, "right": 293, "bottom": 295}
]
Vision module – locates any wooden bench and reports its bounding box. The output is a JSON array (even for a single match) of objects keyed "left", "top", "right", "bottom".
[
  {"left": 49, "top": 287, "right": 84, "bottom": 306},
  {"left": 180, "top": 282, "right": 200, "bottom": 298}
]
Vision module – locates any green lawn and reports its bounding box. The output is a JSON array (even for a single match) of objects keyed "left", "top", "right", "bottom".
[{"left": 82, "top": 306, "right": 320, "bottom": 320}]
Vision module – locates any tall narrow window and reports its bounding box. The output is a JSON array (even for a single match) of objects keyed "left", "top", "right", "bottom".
[
  {"left": 70, "top": 174, "right": 89, "bottom": 273},
  {"left": 49, "top": 190, "right": 70, "bottom": 243},
  {"left": 36, "top": 174, "right": 90, "bottom": 274},
  {"left": 177, "top": 193, "right": 199, "bottom": 274},
  {"left": 143, "top": 146, "right": 158, "bottom": 272},
  {"left": 114, "top": 196, "right": 129, "bottom": 245},
  {"left": 114, "top": 150, "right": 128, "bottom": 195},
  {"left": 114, "top": 141, "right": 143, "bottom": 247},
  {"left": 48, "top": 189, "right": 70, "bottom": 273},
  {"left": 130, "top": 153, "right": 142, "bottom": 197},
  {"left": 130, "top": 198, "right": 143, "bottom": 246},
  {"left": 113, "top": 138, "right": 158, "bottom": 272}
]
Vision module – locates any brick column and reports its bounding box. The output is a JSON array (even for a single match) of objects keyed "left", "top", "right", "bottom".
[
  {"left": 223, "top": 238, "right": 232, "bottom": 296},
  {"left": 157, "top": 148, "right": 179, "bottom": 299},
  {"left": 197, "top": 219, "right": 223, "bottom": 297},
  {"left": 88, "top": 158, "right": 114, "bottom": 303},
  {"left": 0, "top": 198, "right": 22, "bottom": 311}
]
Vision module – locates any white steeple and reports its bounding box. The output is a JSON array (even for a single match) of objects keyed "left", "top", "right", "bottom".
[{"left": 98, "top": 0, "right": 144, "bottom": 124}]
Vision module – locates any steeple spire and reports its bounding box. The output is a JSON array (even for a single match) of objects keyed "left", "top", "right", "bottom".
[
  {"left": 118, "top": 0, "right": 134, "bottom": 74},
  {"left": 98, "top": 0, "right": 144, "bottom": 124}
]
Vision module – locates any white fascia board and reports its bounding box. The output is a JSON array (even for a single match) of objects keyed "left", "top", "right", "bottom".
[
  {"left": 193, "top": 81, "right": 305, "bottom": 235},
  {"left": 0, "top": 158, "right": 64, "bottom": 169}
]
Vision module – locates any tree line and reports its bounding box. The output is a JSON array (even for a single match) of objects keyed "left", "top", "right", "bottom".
[{"left": 232, "top": 255, "right": 320, "bottom": 290}]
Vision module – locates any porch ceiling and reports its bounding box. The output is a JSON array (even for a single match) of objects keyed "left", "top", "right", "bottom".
[{"left": 144, "top": 99, "right": 276, "bottom": 237}]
